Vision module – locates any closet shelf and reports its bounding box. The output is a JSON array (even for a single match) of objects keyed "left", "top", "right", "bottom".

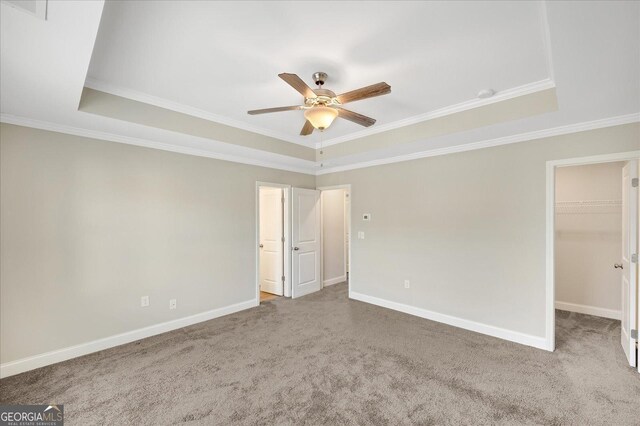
[{"left": 555, "top": 200, "right": 622, "bottom": 215}]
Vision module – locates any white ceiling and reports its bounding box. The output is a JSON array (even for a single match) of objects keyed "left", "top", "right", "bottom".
[
  {"left": 317, "top": 0, "right": 640, "bottom": 171},
  {"left": 1, "top": 1, "right": 638, "bottom": 175},
  {"left": 86, "top": 1, "right": 552, "bottom": 145}
]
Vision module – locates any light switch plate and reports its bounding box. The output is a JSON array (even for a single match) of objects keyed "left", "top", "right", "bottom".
[{"left": 358, "top": 231, "right": 365, "bottom": 239}]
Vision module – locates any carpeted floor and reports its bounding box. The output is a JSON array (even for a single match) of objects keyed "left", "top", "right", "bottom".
[{"left": 1, "top": 283, "right": 639, "bottom": 425}]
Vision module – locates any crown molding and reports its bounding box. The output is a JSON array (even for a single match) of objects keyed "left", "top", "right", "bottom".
[
  {"left": 0, "top": 114, "right": 316, "bottom": 175},
  {"left": 4, "top": 112, "right": 637, "bottom": 178},
  {"left": 315, "top": 78, "right": 557, "bottom": 149},
  {"left": 316, "top": 112, "right": 640, "bottom": 175},
  {"left": 84, "top": 78, "right": 307, "bottom": 147},
  {"left": 86, "top": 77, "right": 557, "bottom": 152}
]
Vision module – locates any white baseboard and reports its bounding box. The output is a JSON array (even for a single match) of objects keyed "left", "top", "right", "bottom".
[
  {"left": 350, "top": 292, "right": 549, "bottom": 351},
  {"left": 555, "top": 301, "right": 621, "bottom": 320},
  {"left": 323, "top": 275, "right": 347, "bottom": 287},
  {"left": 0, "top": 299, "right": 256, "bottom": 379}
]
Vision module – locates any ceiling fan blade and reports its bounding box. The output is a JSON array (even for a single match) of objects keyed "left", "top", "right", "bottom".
[
  {"left": 337, "top": 107, "right": 376, "bottom": 127},
  {"left": 247, "top": 105, "right": 303, "bottom": 115},
  {"left": 279, "top": 73, "right": 317, "bottom": 99},
  {"left": 300, "top": 120, "right": 314, "bottom": 136},
  {"left": 337, "top": 82, "right": 391, "bottom": 104}
]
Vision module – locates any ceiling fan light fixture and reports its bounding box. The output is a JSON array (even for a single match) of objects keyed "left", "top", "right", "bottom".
[{"left": 304, "top": 106, "right": 338, "bottom": 130}]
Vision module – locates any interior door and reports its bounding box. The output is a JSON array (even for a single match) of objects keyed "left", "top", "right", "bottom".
[
  {"left": 291, "top": 188, "right": 321, "bottom": 298},
  {"left": 345, "top": 191, "right": 350, "bottom": 276},
  {"left": 259, "top": 187, "right": 284, "bottom": 295},
  {"left": 620, "top": 161, "right": 638, "bottom": 367}
]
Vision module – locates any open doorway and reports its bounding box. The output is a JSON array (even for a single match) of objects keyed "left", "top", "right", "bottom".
[
  {"left": 320, "top": 185, "right": 351, "bottom": 291},
  {"left": 550, "top": 156, "right": 638, "bottom": 370},
  {"left": 257, "top": 183, "right": 290, "bottom": 304}
]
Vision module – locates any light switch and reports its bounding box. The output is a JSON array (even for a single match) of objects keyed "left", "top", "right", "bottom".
[{"left": 358, "top": 231, "right": 365, "bottom": 239}]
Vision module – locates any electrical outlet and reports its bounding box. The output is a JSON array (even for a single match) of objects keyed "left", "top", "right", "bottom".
[
  {"left": 140, "top": 296, "right": 149, "bottom": 307},
  {"left": 404, "top": 280, "right": 410, "bottom": 289},
  {"left": 169, "top": 299, "right": 177, "bottom": 310}
]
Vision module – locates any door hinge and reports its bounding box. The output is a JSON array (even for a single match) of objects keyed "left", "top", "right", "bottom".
[
  {"left": 632, "top": 177, "right": 638, "bottom": 188},
  {"left": 632, "top": 253, "right": 638, "bottom": 263},
  {"left": 281, "top": 236, "right": 285, "bottom": 242},
  {"left": 282, "top": 276, "right": 285, "bottom": 282},
  {"left": 632, "top": 329, "right": 638, "bottom": 340}
]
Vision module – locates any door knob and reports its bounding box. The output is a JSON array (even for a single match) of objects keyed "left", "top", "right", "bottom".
[
  {"left": 293, "top": 247, "right": 299, "bottom": 251},
  {"left": 614, "top": 263, "right": 623, "bottom": 269},
  {"left": 259, "top": 244, "right": 264, "bottom": 248}
]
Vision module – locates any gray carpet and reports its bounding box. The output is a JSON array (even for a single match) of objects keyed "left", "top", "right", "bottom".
[{"left": 1, "top": 283, "right": 639, "bottom": 425}]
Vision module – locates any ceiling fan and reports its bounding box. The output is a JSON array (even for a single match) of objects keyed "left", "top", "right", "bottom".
[{"left": 247, "top": 72, "right": 391, "bottom": 136}]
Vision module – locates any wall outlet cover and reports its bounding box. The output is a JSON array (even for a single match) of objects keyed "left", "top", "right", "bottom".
[
  {"left": 140, "top": 296, "right": 149, "bottom": 307},
  {"left": 404, "top": 280, "right": 410, "bottom": 289},
  {"left": 169, "top": 299, "right": 177, "bottom": 310}
]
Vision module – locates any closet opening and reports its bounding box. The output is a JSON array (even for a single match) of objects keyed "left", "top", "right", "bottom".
[{"left": 553, "top": 159, "right": 638, "bottom": 368}]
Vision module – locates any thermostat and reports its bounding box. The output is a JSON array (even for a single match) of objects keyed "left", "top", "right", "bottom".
[{"left": 363, "top": 213, "right": 371, "bottom": 221}]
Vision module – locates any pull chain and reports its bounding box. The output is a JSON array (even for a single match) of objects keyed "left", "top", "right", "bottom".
[{"left": 319, "top": 130, "right": 324, "bottom": 168}]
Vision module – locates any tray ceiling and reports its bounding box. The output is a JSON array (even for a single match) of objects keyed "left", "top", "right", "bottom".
[{"left": 86, "top": 1, "right": 553, "bottom": 145}]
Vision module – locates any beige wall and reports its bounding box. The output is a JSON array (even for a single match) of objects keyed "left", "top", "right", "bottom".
[
  {"left": 0, "top": 123, "right": 315, "bottom": 363},
  {"left": 317, "top": 123, "right": 640, "bottom": 338},
  {"left": 1, "top": 122, "right": 638, "bottom": 365},
  {"left": 321, "top": 189, "right": 346, "bottom": 285},
  {"left": 555, "top": 162, "right": 624, "bottom": 316}
]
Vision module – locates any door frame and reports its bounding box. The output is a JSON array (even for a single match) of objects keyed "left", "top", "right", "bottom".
[
  {"left": 318, "top": 184, "right": 352, "bottom": 297},
  {"left": 545, "top": 150, "right": 640, "bottom": 353},
  {"left": 256, "top": 182, "right": 291, "bottom": 305}
]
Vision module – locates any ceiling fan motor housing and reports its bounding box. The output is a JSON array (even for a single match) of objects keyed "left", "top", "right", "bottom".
[{"left": 312, "top": 72, "right": 328, "bottom": 86}]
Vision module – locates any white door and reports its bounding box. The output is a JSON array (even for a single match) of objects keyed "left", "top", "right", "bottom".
[
  {"left": 345, "top": 191, "right": 350, "bottom": 276},
  {"left": 259, "top": 187, "right": 284, "bottom": 295},
  {"left": 291, "top": 188, "right": 321, "bottom": 298},
  {"left": 620, "top": 161, "right": 638, "bottom": 367}
]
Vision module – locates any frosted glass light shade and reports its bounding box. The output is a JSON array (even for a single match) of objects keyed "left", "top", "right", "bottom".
[{"left": 304, "top": 106, "right": 338, "bottom": 130}]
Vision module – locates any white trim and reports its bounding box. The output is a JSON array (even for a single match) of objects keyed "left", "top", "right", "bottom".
[
  {"left": 0, "top": 114, "right": 316, "bottom": 175},
  {"left": 555, "top": 301, "right": 621, "bottom": 320},
  {"left": 0, "top": 299, "right": 255, "bottom": 378},
  {"left": 545, "top": 161, "right": 556, "bottom": 351},
  {"left": 350, "top": 292, "right": 548, "bottom": 350},
  {"left": 546, "top": 150, "right": 640, "bottom": 353},
  {"left": 256, "top": 182, "right": 292, "bottom": 301},
  {"left": 323, "top": 276, "right": 347, "bottom": 287},
  {"left": 317, "top": 113, "right": 640, "bottom": 175},
  {"left": 84, "top": 78, "right": 306, "bottom": 146},
  {"left": 316, "top": 78, "right": 556, "bottom": 148},
  {"left": 549, "top": 150, "right": 640, "bottom": 168}
]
